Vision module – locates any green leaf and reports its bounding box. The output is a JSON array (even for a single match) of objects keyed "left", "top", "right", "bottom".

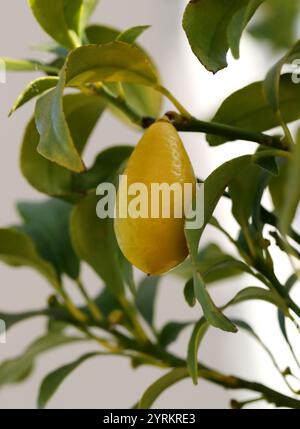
[
  {"left": 16, "top": 199, "right": 80, "bottom": 280},
  {"left": 21, "top": 93, "right": 106, "bottom": 197},
  {"left": 207, "top": 74, "right": 300, "bottom": 146},
  {"left": 175, "top": 243, "right": 248, "bottom": 284},
  {"left": 264, "top": 41, "right": 300, "bottom": 116},
  {"left": 37, "top": 352, "right": 102, "bottom": 409},
  {"left": 0, "top": 228, "right": 58, "bottom": 288},
  {"left": 184, "top": 156, "right": 251, "bottom": 332},
  {"left": 268, "top": 159, "right": 288, "bottom": 213},
  {"left": 193, "top": 271, "right": 237, "bottom": 333},
  {"left": 1, "top": 57, "right": 59, "bottom": 74},
  {"left": 35, "top": 42, "right": 158, "bottom": 171},
  {"left": 70, "top": 194, "right": 124, "bottom": 298},
  {"left": 225, "top": 286, "right": 288, "bottom": 314},
  {"left": 158, "top": 321, "right": 191, "bottom": 348},
  {"left": 187, "top": 318, "right": 209, "bottom": 385},
  {"left": 138, "top": 368, "right": 188, "bottom": 409},
  {"left": 0, "top": 332, "right": 83, "bottom": 388},
  {"left": 229, "top": 162, "right": 269, "bottom": 228},
  {"left": 85, "top": 25, "right": 162, "bottom": 120},
  {"left": 0, "top": 310, "right": 47, "bottom": 331},
  {"left": 135, "top": 276, "right": 160, "bottom": 326},
  {"left": 117, "top": 25, "right": 150, "bottom": 44},
  {"left": 28, "top": 0, "right": 99, "bottom": 48},
  {"left": 184, "top": 279, "right": 196, "bottom": 307},
  {"left": 279, "top": 128, "right": 300, "bottom": 235},
  {"left": 249, "top": 0, "right": 300, "bottom": 51},
  {"left": 183, "top": 0, "right": 263, "bottom": 73},
  {"left": 227, "top": 0, "right": 265, "bottom": 59},
  {"left": 9, "top": 77, "right": 59, "bottom": 116},
  {"left": 85, "top": 24, "right": 119, "bottom": 44},
  {"left": 73, "top": 145, "right": 133, "bottom": 192}
]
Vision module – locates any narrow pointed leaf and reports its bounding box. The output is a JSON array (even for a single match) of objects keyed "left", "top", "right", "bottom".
[{"left": 187, "top": 318, "right": 209, "bottom": 385}]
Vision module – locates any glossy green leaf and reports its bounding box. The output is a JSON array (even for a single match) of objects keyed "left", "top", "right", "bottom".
[
  {"left": 159, "top": 321, "right": 191, "bottom": 348},
  {"left": 35, "top": 42, "right": 158, "bottom": 171},
  {"left": 135, "top": 276, "right": 160, "bottom": 326},
  {"left": 70, "top": 194, "right": 124, "bottom": 298},
  {"left": 183, "top": 0, "right": 262, "bottom": 73},
  {"left": 227, "top": 0, "right": 264, "bottom": 59},
  {"left": 0, "top": 228, "right": 58, "bottom": 288},
  {"left": 249, "top": 0, "right": 300, "bottom": 51},
  {"left": 207, "top": 75, "right": 300, "bottom": 146},
  {"left": 21, "top": 93, "right": 106, "bottom": 197},
  {"left": 38, "top": 352, "right": 102, "bottom": 409},
  {"left": 16, "top": 199, "right": 80, "bottom": 280},
  {"left": 0, "top": 332, "right": 83, "bottom": 388},
  {"left": 279, "top": 128, "right": 300, "bottom": 235},
  {"left": 138, "top": 368, "right": 188, "bottom": 409},
  {"left": 117, "top": 25, "right": 150, "bottom": 43},
  {"left": 187, "top": 318, "right": 209, "bottom": 385},
  {"left": 28, "top": 0, "right": 99, "bottom": 48},
  {"left": 9, "top": 77, "right": 59, "bottom": 116}
]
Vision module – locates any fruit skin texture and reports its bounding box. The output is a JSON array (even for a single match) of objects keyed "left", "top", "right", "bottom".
[{"left": 114, "top": 121, "right": 196, "bottom": 275}]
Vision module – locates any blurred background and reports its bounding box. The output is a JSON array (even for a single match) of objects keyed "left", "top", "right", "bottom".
[{"left": 0, "top": 0, "right": 300, "bottom": 409}]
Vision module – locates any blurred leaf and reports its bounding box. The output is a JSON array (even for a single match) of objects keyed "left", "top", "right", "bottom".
[
  {"left": 2, "top": 57, "right": 59, "bottom": 74},
  {"left": 225, "top": 286, "right": 288, "bottom": 314},
  {"left": 9, "top": 77, "right": 59, "bottom": 116},
  {"left": 138, "top": 368, "right": 188, "bottom": 409},
  {"left": 249, "top": 0, "right": 299, "bottom": 51},
  {"left": 35, "top": 42, "right": 158, "bottom": 171},
  {"left": 135, "top": 276, "right": 160, "bottom": 326},
  {"left": 158, "top": 321, "right": 191, "bottom": 348},
  {"left": 21, "top": 93, "right": 106, "bottom": 198},
  {"left": 0, "top": 310, "right": 47, "bottom": 331},
  {"left": 207, "top": 75, "right": 300, "bottom": 146},
  {"left": 0, "top": 228, "right": 58, "bottom": 288},
  {"left": 85, "top": 24, "right": 119, "bottom": 44},
  {"left": 37, "top": 351, "right": 102, "bottom": 409},
  {"left": 117, "top": 25, "right": 150, "bottom": 43},
  {"left": 94, "top": 287, "right": 122, "bottom": 318},
  {"left": 0, "top": 332, "right": 83, "bottom": 388},
  {"left": 70, "top": 194, "right": 124, "bottom": 298},
  {"left": 184, "top": 279, "right": 196, "bottom": 307},
  {"left": 279, "top": 128, "right": 300, "bottom": 235},
  {"left": 16, "top": 199, "right": 80, "bottom": 280},
  {"left": 28, "top": 0, "right": 99, "bottom": 48},
  {"left": 187, "top": 318, "right": 209, "bottom": 385},
  {"left": 183, "top": 0, "right": 263, "bottom": 73}
]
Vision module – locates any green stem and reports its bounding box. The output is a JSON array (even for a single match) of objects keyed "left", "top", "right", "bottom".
[
  {"left": 76, "top": 279, "right": 103, "bottom": 321},
  {"left": 58, "top": 287, "right": 87, "bottom": 323}
]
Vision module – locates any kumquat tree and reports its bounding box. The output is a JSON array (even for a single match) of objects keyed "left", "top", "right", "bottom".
[{"left": 1, "top": 0, "right": 300, "bottom": 410}]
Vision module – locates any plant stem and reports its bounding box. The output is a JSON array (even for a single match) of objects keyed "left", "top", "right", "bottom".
[{"left": 76, "top": 279, "right": 103, "bottom": 321}]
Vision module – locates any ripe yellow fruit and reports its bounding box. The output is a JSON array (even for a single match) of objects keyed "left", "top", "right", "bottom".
[{"left": 114, "top": 121, "right": 196, "bottom": 275}]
